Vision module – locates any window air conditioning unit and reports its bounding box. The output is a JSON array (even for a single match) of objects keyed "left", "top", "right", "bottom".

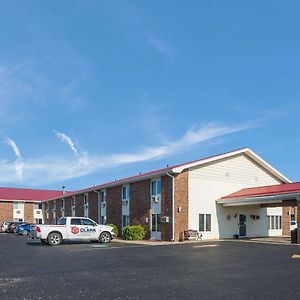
[
  {"left": 36, "top": 211, "right": 41, "bottom": 215},
  {"left": 152, "top": 195, "right": 160, "bottom": 203},
  {"left": 161, "top": 216, "right": 170, "bottom": 223},
  {"left": 122, "top": 200, "right": 129, "bottom": 206},
  {"left": 101, "top": 202, "right": 106, "bottom": 208}
]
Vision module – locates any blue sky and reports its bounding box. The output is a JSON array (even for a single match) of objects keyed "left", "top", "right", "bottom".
[{"left": 0, "top": 1, "right": 299, "bottom": 190}]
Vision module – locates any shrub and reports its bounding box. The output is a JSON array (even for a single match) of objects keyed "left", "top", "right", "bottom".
[
  {"left": 122, "top": 225, "right": 146, "bottom": 240},
  {"left": 107, "top": 224, "right": 119, "bottom": 237}
]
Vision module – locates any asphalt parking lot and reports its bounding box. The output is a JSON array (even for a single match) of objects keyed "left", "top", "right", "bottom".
[{"left": 1, "top": 233, "right": 300, "bottom": 300}]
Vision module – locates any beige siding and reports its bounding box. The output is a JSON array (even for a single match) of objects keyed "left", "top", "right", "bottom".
[
  {"left": 188, "top": 153, "right": 283, "bottom": 239},
  {"left": 189, "top": 154, "right": 281, "bottom": 186}
]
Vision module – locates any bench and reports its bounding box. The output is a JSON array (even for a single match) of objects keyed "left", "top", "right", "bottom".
[{"left": 183, "top": 230, "right": 202, "bottom": 241}]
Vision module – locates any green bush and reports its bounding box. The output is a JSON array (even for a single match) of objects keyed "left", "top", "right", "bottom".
[
  {"left": 122, "top": 225, "right": 146, "bottom": 240},
  {"left": 107, "top": 224, "right": 119, "bottom": 237}
]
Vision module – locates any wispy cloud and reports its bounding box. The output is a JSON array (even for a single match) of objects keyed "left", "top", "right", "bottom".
[
  {"left": 5, "top": 137, "right": 24, "bottom": 180},
  {"left": 54, "top": 130, "right": 79, "bottom": 156},
  {"left": 0, "top": 122, "right": 250, "bottom": 185},
  {"left": 148, "top": 36, "right": 175, "bottom": 61}
]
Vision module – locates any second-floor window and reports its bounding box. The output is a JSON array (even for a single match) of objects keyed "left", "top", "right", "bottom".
[
  {"left": 151, "top": 180, "right": 161, "bottom": 196},
  {"left": 61, "top": 199, "right": 64, "bottom": 209},
  {"left": 84, "top": 194, "right": 88, "bottom": 207},
  {"left": 100, "top": 191, "right": 106, "bottom": 202},
  {"left": 122, "top": 185, "right": 129, "bottom": 200}
]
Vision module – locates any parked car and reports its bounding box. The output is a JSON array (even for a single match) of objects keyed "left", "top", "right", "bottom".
[
  {"left": 290, "top": 220, "right": 298, "bottom": 231},
  {"left": 1, "top": 221, "right": 12, "bottom": 232},
  {"left": 16, "top": 223, "right": 33, "bottom": 235},
  {"left": 7, "top": 221, "right": 24, "bottom": 233},
  {"left": 30, "top": 217, "right": 115, "bottom": 246}
]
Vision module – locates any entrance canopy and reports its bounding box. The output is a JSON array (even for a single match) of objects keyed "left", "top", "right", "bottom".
[{"left": 217, "top": 182, "right": 300, "bottom": 207}]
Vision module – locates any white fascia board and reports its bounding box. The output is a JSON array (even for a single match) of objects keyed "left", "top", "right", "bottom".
[{"left": 171, "top": 148, "right": 291, "bottom": 183}]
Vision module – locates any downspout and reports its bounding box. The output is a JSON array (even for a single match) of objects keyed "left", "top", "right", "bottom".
[{"left": 166, "top": 172, "right": 175, "bottom": 241}]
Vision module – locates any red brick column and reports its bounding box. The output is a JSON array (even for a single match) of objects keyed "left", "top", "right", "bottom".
[
  {"left": 24, "top": 203, "right": 34, "bottom": 223},
  {"left": 282, "top": 207, "right": 290, "bottom": 236},
  {"left": 0, "top": 202, "right": 13, "bottom": 226},
  {"left": 130, "top": 180, "right": 151, "bottom": 238},
  {"left": 88, "top": 191, "right": 99, "bottom": 223},
  {"left": 161, "top": 176, "right": 173, "bottom": 241},
  {"left": 106, "top": 186, "right": 122, "bottom": 235}
]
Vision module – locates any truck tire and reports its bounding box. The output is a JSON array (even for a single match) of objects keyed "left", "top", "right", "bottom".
[
  {"left": 47, "top": 232, "right": 62, "bottom": 246},
  {"left": 99, "top": 231, "right": 111, "bottom": 243}
]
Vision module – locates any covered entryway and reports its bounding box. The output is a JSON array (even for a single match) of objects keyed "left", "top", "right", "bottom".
[{"left": 217, "top": 182, "right": 300, "bottom": 244}]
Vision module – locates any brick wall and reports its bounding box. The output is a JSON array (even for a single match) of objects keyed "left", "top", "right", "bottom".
[
  {"left": 75, "top": 194, "right": 84, "bottom": 217},
  {"left": 130, "top": 179, "right": 151, "bottom": 238},
  {"left": 161, "top": 176, "right": 173, "bottom": 241},
  {"left": 88, "top": 191, "right": 99, "bottom": 223},
  {"left": 282, "top": 206, "right": 298, "bottom": 235},
  {"left": 106, "top": 186, "right": 122, "bottom": 235},
  {"left": 174, "top": 171, "right": 189, "bottom": 241},
  {"left": 0, "top": 202, "right": 13, "bottom": 227},
  {"left": 24, "top": 203, "right": 34, "bottom": 223},
  {"left": 64, "top": 197, "right": 72, "bottom": 217}
]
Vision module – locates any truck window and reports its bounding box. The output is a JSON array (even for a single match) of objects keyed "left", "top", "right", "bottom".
[
  {"left": 82, "top": 219, "right": 95, "bottom": 226},
  {"left": 71, "top": 218, "right": 82, "bottom": 225},
  {"left": 58, "top": 218, "right": 66, "bottom": 225}
]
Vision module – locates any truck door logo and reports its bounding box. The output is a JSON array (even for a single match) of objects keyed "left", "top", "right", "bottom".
[{"left": 71, "top": 226, "right": 79, "bottom": 235}]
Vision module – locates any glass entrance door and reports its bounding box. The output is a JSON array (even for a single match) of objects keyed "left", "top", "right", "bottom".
[
  {"left": 151, "top": 214, "right": 161, "bottom": 240},
  {"left": 239, "top": 214, "right": 247, "bottom": 237}
]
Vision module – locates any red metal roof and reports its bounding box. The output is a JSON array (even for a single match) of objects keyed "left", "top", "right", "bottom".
[
  {"left": 0, "top": 187, "right": 64, "bottom": 202},
  {"left": 221, "top": 182, "right": 300, "bottom": 200}
]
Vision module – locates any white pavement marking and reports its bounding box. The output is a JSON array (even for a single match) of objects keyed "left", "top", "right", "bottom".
[{"left": 193, "top": 244, "right": 218, "bottom": 248}]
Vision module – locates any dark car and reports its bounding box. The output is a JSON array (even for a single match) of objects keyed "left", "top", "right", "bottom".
[{"left": 7, "top": 222, "right": 24, "bottom": 233}]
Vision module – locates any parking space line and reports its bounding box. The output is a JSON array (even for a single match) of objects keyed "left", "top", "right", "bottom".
[{"left": 193, "top": 244, "right": 218, "bottom": 248}]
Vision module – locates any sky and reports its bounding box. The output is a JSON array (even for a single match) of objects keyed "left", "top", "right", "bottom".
[{"left": 0, "top": 0, "right": 299, "bottom": 191}]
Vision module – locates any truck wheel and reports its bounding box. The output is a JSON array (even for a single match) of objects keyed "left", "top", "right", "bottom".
[
  {"left": 41, "top": 239, "right": 49, "bottom": 245},
  {"left": 99, "top": 232, "right": 111, "bottom": 243},
  {"left": 47, "top": 232, "right": 62, "bottom": 246}
]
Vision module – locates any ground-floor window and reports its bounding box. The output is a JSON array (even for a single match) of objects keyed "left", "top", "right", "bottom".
[
  {"left": 122, "top": 215, "right": 129, "bottom": 227},
  {"left": 268, "top": 215, "right": 282, "bottom": 230},
  {"left": 151, "top": 214, "right": 161, "bottom": 232},
  {"left": 199, "top": 214, "right": 211, "bottom": 231},
  {"left": 34, "top": 218, "right": 43, "bottom": 224}
]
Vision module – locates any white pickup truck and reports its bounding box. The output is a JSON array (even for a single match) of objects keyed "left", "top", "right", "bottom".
[{"left": 31, "top": 217, "right": 115, "bottom": 246}]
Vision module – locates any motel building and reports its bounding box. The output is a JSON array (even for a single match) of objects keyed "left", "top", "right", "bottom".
[
  {"left": 0, "top": 188, "right": 64, "bottom": 226},
  {"left": 41, "top": 148, "right": 300, "bottom": 243}
]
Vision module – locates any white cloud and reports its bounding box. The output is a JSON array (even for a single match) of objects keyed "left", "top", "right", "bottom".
[
  {"left": 54, "top": 130, "right": 79, "bottom": 156},
  {"left": 0, "top": 123, "right": 250, "bottom": 185},
  {"left": 5, "top": 137, "right": 24, "bottom": 180}
]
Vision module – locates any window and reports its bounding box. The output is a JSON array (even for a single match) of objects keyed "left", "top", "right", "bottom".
[
  {"left": 71, "top": 218, "right": 82, "bottom": 225},
  {"left": 268, "top": 215, "right": 282, "bottom": 230},
  {"left": 122, "top": 186, "right": 129, "bottom": 200},
  {"left": 61, "top": 199, "right": 64, "bottom": 209},
  {"left": 199, "top": 214, "right": 211, "bottom": 232},
  {"left": 72, "top": 196, "right": 76, "bottom": 207},
  {"left": 100, "top": 216, "right": 106, "bottom": 225},
  {"left": 122, "top": 215, "right": 129, "bottom": 227},
  {"left": 151, "top": 180, "right": 161, "bottom": 196},
  {"left": 53, "top": 201, "right": 56, "bottom": 210},
  {"left": 84, "top": 194, "right": 88, "bottom": 206},
  {"left": 100, "top": 191, "right": 106, "bottom": 202},
  {"left": 39, "top": 203, "right": 42, "bottom": 209},
  {"left": 82, "top": 219, "right": 95, "bottom": 226}
]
